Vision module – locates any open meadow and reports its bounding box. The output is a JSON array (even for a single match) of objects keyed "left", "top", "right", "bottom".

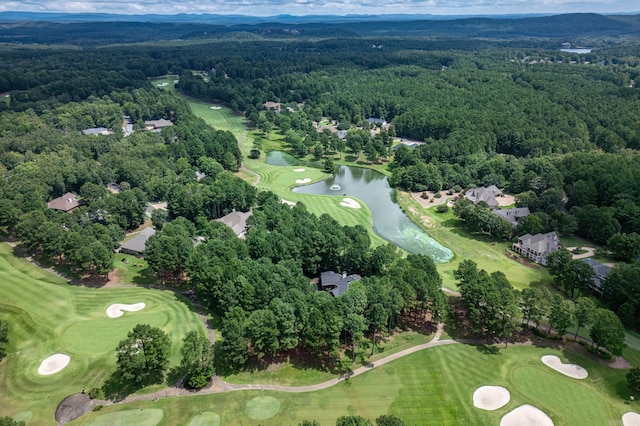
[{"left": 0, "top": 243, "right": 205, "bottom": 425}]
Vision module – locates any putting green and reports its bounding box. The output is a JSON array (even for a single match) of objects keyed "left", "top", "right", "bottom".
[
  {"left": 511, "top": 365, "right": 610, "bottom": 424},
  {"left": 60, "top": 313, "right": 169, "bottom": 354},
  {"left": 85, "top": 408, "right": 164, "bottom": 426},
  {"left": 187, "top": 411, "right": 221, "bottom": 426},
  {"left": 245, "top": 395, "right": 281, "bottom": 420}
]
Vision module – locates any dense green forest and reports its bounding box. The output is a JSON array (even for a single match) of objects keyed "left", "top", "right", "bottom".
[{"left": 1, "top": 25, "right": 639, "bottom": 372}]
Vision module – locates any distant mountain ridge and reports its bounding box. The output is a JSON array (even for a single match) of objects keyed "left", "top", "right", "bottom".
[{"left": 0, "top": 12, "right": 639, "bottom": 46}]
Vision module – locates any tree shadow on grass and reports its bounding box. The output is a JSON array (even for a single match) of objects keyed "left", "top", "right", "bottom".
[
  {"left": 102, "top": 370, "right": 165, "bottom": 402},
  {"left": 476, "top": 344, "right": 501, "bottom": 355}
]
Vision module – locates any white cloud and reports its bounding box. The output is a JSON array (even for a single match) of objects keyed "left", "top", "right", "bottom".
[{"left": 0, "top": 0, "right": 638, "bottom": 16}]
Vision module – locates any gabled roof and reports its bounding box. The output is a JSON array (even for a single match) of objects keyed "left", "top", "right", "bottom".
[
  {"left": 518, "top": 231, "right": 559, "bottom": 255},
  {"left": 144, "top": 119, "right": 173, "bottom": 129},
  {"left": 581, "top": 258, "right": 611, "bottom": 292},
  {"left": 465, "top": 186, "right": 502, "bottom": 208},
  {"left": 119, "top": 227, "right": 156, "bottom": 255},
  {"left": 320, "top": 271, "right": 361, "bottom": 297},
  {"left": 493, "top": 207, "right": 530, "bottom": 226},
  {"left": 47, "top": 192, "right": 80, "bottom": 212},
  {"left": 215, "top": 210, "right": 252, "bottom": 238}
]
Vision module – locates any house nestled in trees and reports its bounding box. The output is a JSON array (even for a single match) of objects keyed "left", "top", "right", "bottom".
[
  {"left": 263, "top": 101, "right": 281, "bottom": 113},
  {"left": 464, "top": 185, "right": 502, "bottom": 209},
  {"left": 215, "top": 210, "right": 252, "bottom": 238},
  {"left": 492, "top": 207, "right": 530, "bottom": 227},
  {"left": 47, "top": 192, "right": 81, "bottom": 212},
  {"left": 320, "top": 271, "right": 361, "bottom": 297},
  {"left": 581, "top": 258, "right": 611, "bottom": 296},
  {"left": 119, "top": 227, "right": 156, "bottom": 256},
  {"left": 144, "top": 118, "right": 173, "bottom": 133},
  {"left": 512, "top": 231, "right": 560, "bottom": 265}
]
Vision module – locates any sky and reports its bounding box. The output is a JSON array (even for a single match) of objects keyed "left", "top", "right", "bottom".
[{"left": 0, "top": 0, "right": 638, "bottom": 17}]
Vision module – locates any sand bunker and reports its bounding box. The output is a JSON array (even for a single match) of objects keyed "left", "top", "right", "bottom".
[
  {"left": 623, "top": 412, "right": 640, "bottom": 426},
  {"left": 473, "top": 386, "right": 510, "bottom": 410},
  {"left": 340, "top": 198, "right": 361, "bottom": 209},
  {"left": 157, "top": 82, "right": 169, "bottom": 87},
  {"left": 295, "top": 178, "right": 311, "bottom": 184},
  {"left": 38, "top": 354, "right": 71, "bottom": 375},
  {"left": 106, "top": 302, "right": 146, "bottom": 318},
  {"left": 293, "top": 168, "right": 306, "bottom": 172},
  {"left": 541, "top": 355, "right": 588, "bottom": 379},
  {"left": 210, "top": 106, "right": 222, "bottom": 110},
  {"left": 501, "top": 404, "right": 553, "bottom": 426},
  {"left": 280, "top": 199, "right": 296, "bottom": 206}
]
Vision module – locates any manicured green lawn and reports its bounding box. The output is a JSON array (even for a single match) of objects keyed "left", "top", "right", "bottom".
[
  {"left": 397, "top": 191, "right": 551, "bottom": 290},
  {"left": 74, "top": 344, "right": 636, "bottom": 426},
  {"left": 0, "top": 243, "right": 205, "bottom": 425}
]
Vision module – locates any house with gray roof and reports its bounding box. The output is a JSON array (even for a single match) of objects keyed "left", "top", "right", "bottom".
[
  {"left": 465, "top": 185, "right": 502, "bottom": 209},
  {"left": 320, "top": 271, "right": 362, "bottom": 297},
  {"left": 215, "top": 210, "right": 252, "bottom": 238},
  {"left": 493, "top": 207, "right": 530, "bottom": 227},
  {"left": 581, "top": 258, "right": 611, "bottom": 296},
  {"left": 119, "top": 227, "right": 156, "bottom": 256},
  {"left": 145, "top": 119, "right": 173, "bottom": 133},
  {"left": 512, "top": 231, "right": 560, "bottom": 265}
]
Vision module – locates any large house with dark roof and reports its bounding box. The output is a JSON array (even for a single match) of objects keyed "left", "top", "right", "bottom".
[
  {"left": 512, "top": 231, "right": 560, "bottom": 265},
  {"left": 320, "top": 271, "right": 361, "bottom": 297},
  {"left": 47, "top": 192, "right": 81, "bottom": 212},
  {"left": 145, "top": 119, "right": 173, "bottom": 133}
]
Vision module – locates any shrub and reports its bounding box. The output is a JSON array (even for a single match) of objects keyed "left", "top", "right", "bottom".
[
  {"left": 434, "top": 192, "right": 442, "bottom": 198},
  {"left": 436, "top": 205, "right": 449, "bottom": 213},
  {"left": 89, "top": 387, "right": 104, "bottom": 400},
  {"left": 420, "top": 192, "right": 429, "bottom": 199}
]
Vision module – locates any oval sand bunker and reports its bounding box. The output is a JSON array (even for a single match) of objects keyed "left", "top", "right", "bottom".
[
  {"left": 473, "top": 386, "right": 510, "bottom": 410},
  {"left": 293, "top": 168, "right": 306, "bottom": 172},
  {"left": 623, "top": 412, "right": 640, "bottom": 426},
  {"left": 340, "top": 198, "right": 361, "bottom": 209},
  {"left": 38, "top": 354, "right": 71, "bottom": 375},
  {"left": 501, "top": 404, "right": 553, "bottom": 426},
  {"left": 106, "top": 303, "right": 146, "bottom": 318},
  {"left": 295, "top": 178, "right": 311, "bottom": 184},
  {"left": 541, "top": 355, "right": 588, "bottom": 379}
]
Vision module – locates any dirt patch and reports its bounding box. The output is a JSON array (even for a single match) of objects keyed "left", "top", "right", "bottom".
[
  {"left": 411, "top": 190, "right": 457, "bottom": 209},
  {"left": 496, "top": 194, "right": 515, "bottom": 207}
]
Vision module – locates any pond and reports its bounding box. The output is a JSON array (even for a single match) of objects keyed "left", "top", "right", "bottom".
[{"left": 266, "top": 152, "right": 453, "bottom": 262}]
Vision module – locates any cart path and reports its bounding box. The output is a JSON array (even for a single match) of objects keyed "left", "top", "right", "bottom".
[{"left": 119, "top": 323, "right": 450, "bottom": 403}]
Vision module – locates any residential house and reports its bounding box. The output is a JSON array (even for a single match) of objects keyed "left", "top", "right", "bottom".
[
  {"left": 47, "top": 192, "right": 80, "bottom": 212},
  {"left": 465, "top": 185, "right": 502, "bottom": 209},
  {"left": 581, "top": 258, "right": 611, "bottom": 296},
  {"left": 320, "top": 271, "right": 361, "bottom": 297},
  {"left": 512, "top": 231, "right": 560, "bottom": 265},
  {"left": 492, "top": 207, "right": 530, "bottom": 227},
  {"left": 145, "top": 119, "right": 173, "bottom": 133},
  {"left": 263, "top": 101, "right": 281, "bottom": 113},
  {"left": 119, "top": 227, "right": 156, "bottom": 256},
  {"left": 215, "top": 210, "right": 252, "bottom": 239}
]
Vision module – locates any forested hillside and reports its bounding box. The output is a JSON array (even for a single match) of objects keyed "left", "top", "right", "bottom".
[{"left": 1, "top": 25, "right": 640, "bottom": 368}]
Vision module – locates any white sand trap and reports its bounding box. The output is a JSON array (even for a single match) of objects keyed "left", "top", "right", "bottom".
[
  {"left": 473, "top": 386, "right": 510, "bottom": 410},
  {"left": 340, "top": 198, "right": 361, "bottom": 209},
  {"left": 623, "top": 412, "right": 640, "bottom": 426},
  {"left": 293, "top": 168, "right": 306, "bottom": 172},
  {"left": 541, "top": 355, "right": 588, "bottom": 379},
  {"left": 38, "top": 354, "right": 70, "bottom": 375},
  {"left": 157, "top": 82, "right": 169, "bottom": 87},
  {"left": 295, "top": 178, "right": 312, "bottom": 184},
  {"left": 210, "top": 106, "right": 222, "bottom": 110},
  {"left": 280, "top": 199, "right": 296, "bottom": 206},
  {"left": 106, "top": 302, "right": 146, "bottom": 318},
  {"left": 501, "top": 404, "right": 553, "bottom": 426}
]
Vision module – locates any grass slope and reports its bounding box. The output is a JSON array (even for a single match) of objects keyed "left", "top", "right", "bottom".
[
  {"left": 0, "top": 243, "right": 205, "bottom": 425},
  {"left": 73, "top": 344, "right": 636, "bottom": 425}
]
